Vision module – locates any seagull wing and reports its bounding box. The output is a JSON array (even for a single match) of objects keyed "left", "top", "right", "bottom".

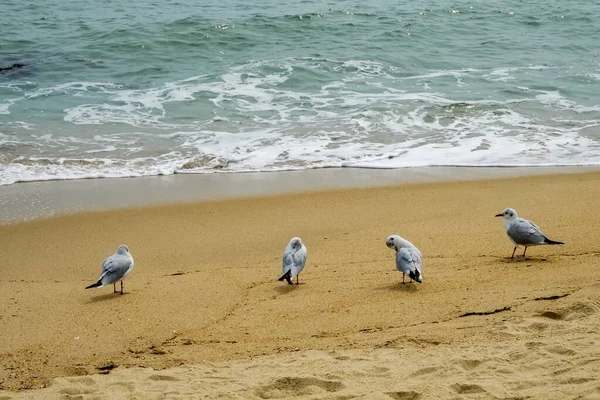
[
  {"left": 395, "top": 246, "right": 422, "bottom": 282},
  {"left": 99, "top": 255, "right": 132, "bottom": 285},
  {"left": 507, "top": 218, "right": 546, "bottom": 245},
  {"left": 411, "top": 246, "right": 423, "bottom": 277},
  {"left": 282, "top": 248, "right": 295, "bottom": 274},
  {"left": 291, "top": 246, "right": 307, "bottom": 278},
  {"left": 396, "top": 247, "right": 416, "bottom": 274}
]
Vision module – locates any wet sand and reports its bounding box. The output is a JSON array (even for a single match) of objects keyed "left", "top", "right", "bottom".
[
  {"left": 2, "top": 166, "right": 599, "bottom": 225},
  {"left": 1, "top": 171, "right": 600, "bottom": 398}
]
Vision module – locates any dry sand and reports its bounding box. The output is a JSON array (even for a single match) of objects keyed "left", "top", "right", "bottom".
[{"left": 1, "top": 171, "right": 600, "bottom": 399}]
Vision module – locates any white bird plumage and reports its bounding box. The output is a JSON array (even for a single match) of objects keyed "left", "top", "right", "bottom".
[
  {"left": 495, "top": 207, "right": 564, "bottom": 258},
  {"left": 86, "top": 245, "right": 134, "bottom": 294},
  {"left": 386, "top": 235, "right": 423, "bottom": 284},
  {"left": 278, "top": 237, "right": 307, "bottom": 285}
]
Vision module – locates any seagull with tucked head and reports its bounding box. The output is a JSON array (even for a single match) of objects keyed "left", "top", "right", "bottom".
[
  {"left": 278, "top": 237, "right": 307, "bottom": 285},
  {"left": 86, "top": 245, "right": 134, "bottom": 294},
  {"left": 386, "top": 235, "right": 422, "bottom": 284},
  {"left": 495, "top": 208, "right": 564, "bottom": 258}
]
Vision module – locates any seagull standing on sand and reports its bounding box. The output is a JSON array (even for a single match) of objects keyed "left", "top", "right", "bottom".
[
  {"left": 278, "top": 237, "right": 307, "bottom": 285},
  {"left": 495, "top": 208, "right": 564, "bottom": 258},
  {"left": 386, "top": 235, "right": 423, "bottom": 284},
  {"left": 86, "top": 245, "right": 134, "bottom": 294}
]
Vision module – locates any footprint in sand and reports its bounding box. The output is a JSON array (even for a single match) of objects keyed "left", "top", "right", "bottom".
[
  {"left": 451, "top": 383, "right": 487, "bottom": 394},
  {"left": 65, "top": 377, "right": 96, "bottom": 386},
  {"left": 254, "top": 377, "right": 344, "bottom": 399},
  {"left": 149, "top": 374, "right": 180, "bottom": 381},
  {"left": 539, "top": 301, "right": 599, "bottom": 321},
  {"left": 59, "top": 387, "right": 95, "bottom": 396},
  {"left": 407, "top": 366, "right": 440, "bottom": 378},
  {"left": 457, "top": 359, "right": 485, "bottom": 371},
  {"left": 556, "top": 376, "right": 597, "bottom": 385},
  {"left": 350, "top": 366, "right": 391, "bottom": 378},
  {"left": 385, "top": 391, "right": 422, "bottom": 400},
  {"left": 539, "top": 311, "right": 563, "bottom": 320},
  {"left": 544, "top": 345, "right": 577, "bottom": 356}
]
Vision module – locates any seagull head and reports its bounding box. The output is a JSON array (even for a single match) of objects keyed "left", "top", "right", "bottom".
[
  {"left": 386, "top": 235, "right": 403, "bottom": 251},
  {"left": 289, "top": 237, "right": 303, "bottom": 251},
  {"left": 495, "top": 208, "right": 518, "bottom": 220},
  {"left": 116, "top": 245, "right": 130, "bottom": 255}
]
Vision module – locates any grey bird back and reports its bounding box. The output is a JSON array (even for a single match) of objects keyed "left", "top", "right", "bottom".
[
  {"left": 100, "top": 254, "right": 133, "bottom": 285},
  {"left": 507, "top": 219, "right": 545, "bottom": 245},
  {"left": 396, "top": 246, "right": 422, "bottom": 274}
]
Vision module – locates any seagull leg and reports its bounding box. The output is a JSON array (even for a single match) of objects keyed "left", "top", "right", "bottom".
[
  {"left": 295, "top": 276, "right": 300, "bottom": 285},
  {"left": 522, "top": 247, "right": 527, "bottom": 258},
  {"left": 113, "top": 283, "right": 117, "bottom": 293},
  {"left": 402, "top": 273, "right": 406, "bottom": 284},
  {"left": 120, "top": 281, "right": 124, "bottom": 295},
  {"left": 511, "top": 246, "right": 517, "bottom": 259}
]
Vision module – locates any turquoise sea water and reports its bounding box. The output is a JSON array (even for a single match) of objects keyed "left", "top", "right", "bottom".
[{"left": 1, "top": 0, "right": 599, "bottom": 185}]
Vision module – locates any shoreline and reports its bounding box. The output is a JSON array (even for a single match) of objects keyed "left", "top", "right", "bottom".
[{"left": 2, "top": 165, "right": 600, "bottom": 225}]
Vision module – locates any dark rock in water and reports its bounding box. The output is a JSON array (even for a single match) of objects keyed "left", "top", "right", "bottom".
[
  {"left": 0, "top": 57, "right": 37, "bottom": 80},
  {"left": 0, "top": 53, "right": 103, "bottom": 82},
  {"left": 0, "top": 63, "right": 27, "bottom": 73}
]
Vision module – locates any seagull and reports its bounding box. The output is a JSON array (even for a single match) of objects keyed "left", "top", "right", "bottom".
[
  {"left": 278, "top": 237, "right": 307, "bottom": 285},
  {"left": 495, "top": 208, "right": 564, "bottom": 258},
  {"left": 86, "top": 245, "right": 134, "bottom": 294},
  {"left": 386, "top": 235, "right": 423, "bottom": 284}
]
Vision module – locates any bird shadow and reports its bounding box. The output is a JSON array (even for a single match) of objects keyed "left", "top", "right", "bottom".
[
  {"left": 383, "top": 282, "right": 420, "bottom": 292},
  {"left": 274, "top": 284, "right": 300, "bottom": 294},
  {"left": 86, "top": 292, "right": 127, "bottom": 303},
  {"left": 499, "top": 256, "right": 550, "bottom": 264}
]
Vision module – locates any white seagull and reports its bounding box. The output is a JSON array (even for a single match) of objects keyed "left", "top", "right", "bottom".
[
  {"left": 86, "top": 245, "right": 134, "bottom": 294},
  {"left": 495, "top": 207, "right": 564, "bottom": 258},
  {"left": 278, "top": 237, "right": 307, "bottom": 285},
  {"left": 386, "top": 235, "right": 423, "bottom": 284}
]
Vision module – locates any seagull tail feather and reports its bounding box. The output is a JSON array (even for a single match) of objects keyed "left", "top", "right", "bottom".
[
  {"left": 278, "top": 270, "right": 293, "bottom": 285},
  {"left": 85, "top": 280, "right": 103, "bottom": 289}
]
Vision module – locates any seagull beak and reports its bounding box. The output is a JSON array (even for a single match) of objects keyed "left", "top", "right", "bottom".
[{"left": 495, "top": 213, "right": 503, "bottom": 217}]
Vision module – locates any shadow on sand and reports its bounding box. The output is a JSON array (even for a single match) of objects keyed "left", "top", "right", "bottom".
[
  {"left": 274, "top": 284, "right": 301, "bottom": 294},
  {"left": 499, "top": 256, "right": 550, "bottom": 264},
  {"left": 86, "top": 292, "right": 127, "bottom": 303},
  {"left": 383, "top": 281, "right": 420, "bottom": 293}
]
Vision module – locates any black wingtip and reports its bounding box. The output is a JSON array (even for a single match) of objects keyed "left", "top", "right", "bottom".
[
  {"left": 544, "top": 237, "right": 565, "bottom": 245},
  {"left": 409, "top": 271, "right": 422, "bottom": 284},
  {"left": 278, "top": 270, "right": 293, "bottom": 285},
  {"left": 85, "top": 280, "right": 102, "bottom": 289}
]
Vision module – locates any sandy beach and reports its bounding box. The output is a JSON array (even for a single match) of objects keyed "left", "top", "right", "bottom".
[{"left": 1, "top": 171, "right": 600, "bottom": 399}]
